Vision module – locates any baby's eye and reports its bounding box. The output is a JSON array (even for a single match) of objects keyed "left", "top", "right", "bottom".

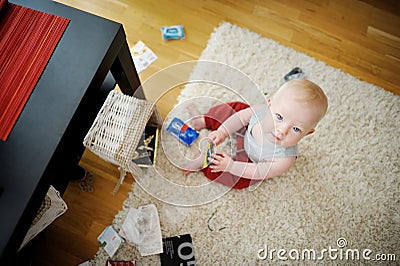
[
  {"left": 276, "top": 113, "right": 283, "bottom": 121},
  {"left": 293, "top": 127, "right": 301, "bottom": 133}
]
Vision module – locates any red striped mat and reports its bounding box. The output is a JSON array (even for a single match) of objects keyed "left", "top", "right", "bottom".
[{"left": 0, "top": 3, "right": 70, "bottom": 141}]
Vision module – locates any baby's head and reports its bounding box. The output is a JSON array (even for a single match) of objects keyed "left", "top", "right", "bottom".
[{"left": 267, "top": 79, "right": 328, "bottom": 146}]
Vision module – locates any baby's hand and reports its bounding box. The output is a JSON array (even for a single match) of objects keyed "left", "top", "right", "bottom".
[
  {"left": 209, "top": 151, "right": 233, "bottom": 173},
  {"left": 208, "top": 130, "right": 227, "bottom": 146}
]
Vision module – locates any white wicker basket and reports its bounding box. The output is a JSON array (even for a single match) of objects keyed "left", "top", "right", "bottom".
[
  {"left": 83, "top": 90, "right": 162, "bottom": 193},
  {"left": 19, "top": 185, "right": 68, "bottom": 250}
]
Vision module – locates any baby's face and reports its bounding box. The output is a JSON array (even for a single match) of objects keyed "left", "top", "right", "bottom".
[{"left": 267, "top": 95, "right": 321, "bottom": 147}]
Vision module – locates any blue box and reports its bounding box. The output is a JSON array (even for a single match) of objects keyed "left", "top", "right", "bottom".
[
  {"left": 167, "top": 117, "right": 199, "bottom": 146},
  {"left": 161, "top": 25, "right": 185, "bottom": 40}
]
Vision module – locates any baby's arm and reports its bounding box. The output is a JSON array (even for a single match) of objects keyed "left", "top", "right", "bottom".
[
  {"left": 231, "top": 157, "right": 296, "bottom": 180},
  {"left": 210, "top": 151, "right": 296, "bottom": 180},
  {"left": 208, "top": 106, "right": 255, "bottom": 145}
]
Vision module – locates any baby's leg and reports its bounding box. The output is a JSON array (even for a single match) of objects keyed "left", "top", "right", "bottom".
[
  {"left": 182, "top": 104, "right": 206, "bottom": 175},
  {"left": 187, "top": 102, "right": 249, "bottom": 132},
  {"left": 186, "top": 104, "right": 206, "bottom": 130}
]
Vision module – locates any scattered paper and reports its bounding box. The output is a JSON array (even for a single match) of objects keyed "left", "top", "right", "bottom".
[
  {"left": 119, "top": 207, "right": 152, "bottom": 245},
  {"left": 98, "top": 225, "right": 123, "bottom": 258},
  {"left": 130, "top": 41, "right": 157, "bottom": 73},
  {"left": 137, "top": 204, "right": 163, "bottom": 256},
  {"left": 120, "top": 204, "right": 163, "bottom": 256}
]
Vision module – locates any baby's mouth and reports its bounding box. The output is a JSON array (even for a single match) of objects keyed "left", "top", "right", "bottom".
[
  {"left": 267, "top": 132, "right": 280, "bottom": 143},
  {"left": 271, "top": 133, "right": 282, "bottom": 142}
]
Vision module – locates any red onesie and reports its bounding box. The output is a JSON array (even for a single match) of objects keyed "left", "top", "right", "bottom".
[{"left": 200, "top": 102, "right": 262, "bottom": 189}]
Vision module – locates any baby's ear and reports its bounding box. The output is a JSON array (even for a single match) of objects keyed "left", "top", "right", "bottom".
[
  {"left": 306, "top": 129, "right": 315, "bottom": 136},
  {"left": 267, "top": 97, "right": 272, "bottom": 106}
]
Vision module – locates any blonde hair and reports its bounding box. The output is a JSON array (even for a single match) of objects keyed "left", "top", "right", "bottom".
[{"left": 275, "top": 79, "right": 328, "bottom": 120}]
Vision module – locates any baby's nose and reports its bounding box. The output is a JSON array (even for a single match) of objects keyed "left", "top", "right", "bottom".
[{"left": 277, "top": 125, "right": 290, "bottom": 136}]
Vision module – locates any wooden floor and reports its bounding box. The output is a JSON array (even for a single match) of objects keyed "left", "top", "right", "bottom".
[{"left": 32, "top": 0, "right": 399, "bottom": 265}]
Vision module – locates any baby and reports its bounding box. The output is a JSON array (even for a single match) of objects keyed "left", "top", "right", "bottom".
[{"left": 183, "top": 79, "right": 328, "bottom": 189}]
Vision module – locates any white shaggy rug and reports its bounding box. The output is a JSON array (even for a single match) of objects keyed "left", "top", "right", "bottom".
[{"left": 93, "top": 22, "right": 399, "bottom": 265}]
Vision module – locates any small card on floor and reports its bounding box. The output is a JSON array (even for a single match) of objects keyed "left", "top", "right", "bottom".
[
  {"left": 98, "top": 225, "right": 123, "bottom": 258},
  {"left": 130, "top": 41, "right": 157, "bottom": 73},
  {"left": 160, "top": 234, "right": 196, "bottom": 265}
]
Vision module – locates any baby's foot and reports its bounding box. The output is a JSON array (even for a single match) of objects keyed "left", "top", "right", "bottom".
[
  {"left": 182, "top": 152, "right": 204, "bottom": 176},
  {"left": 186, "top": 104, "right": 206, "bottom": 130}
]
